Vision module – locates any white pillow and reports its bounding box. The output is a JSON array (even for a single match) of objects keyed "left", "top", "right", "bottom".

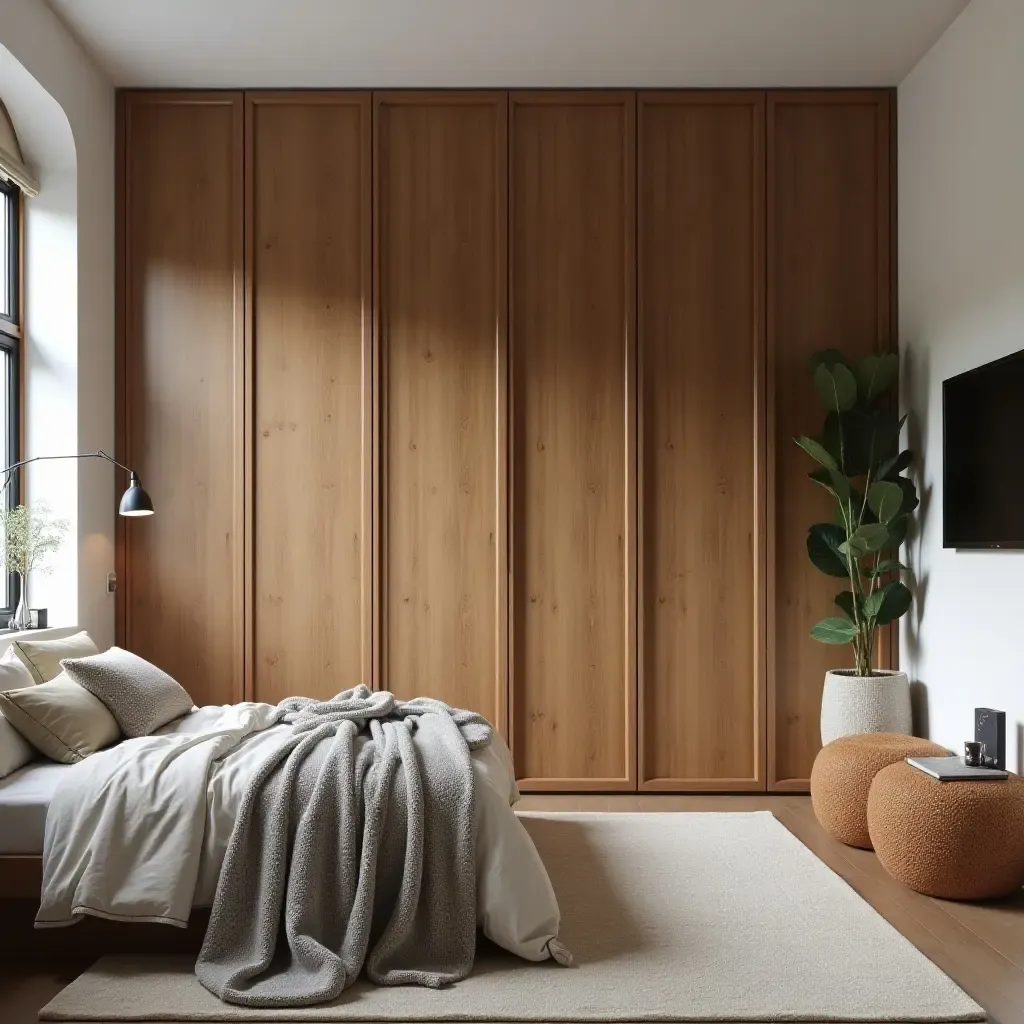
[
  {"left": 0, "top": 671, "right": 121, "bottom": 764},
  {"left": 0, "top": 657, "right": 38, "bottom": 778},
  {"left": 5, "top": 630, "right": 99, "bottom": 684}
]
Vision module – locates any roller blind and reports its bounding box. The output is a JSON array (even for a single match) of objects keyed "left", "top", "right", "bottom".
[{"left": 0, "top": 100, "right": 40, "bottom": 198}]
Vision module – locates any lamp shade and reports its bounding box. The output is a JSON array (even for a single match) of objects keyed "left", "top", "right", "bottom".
[{"left": 119, "top": 473, "right": 154, "bottom": 517}]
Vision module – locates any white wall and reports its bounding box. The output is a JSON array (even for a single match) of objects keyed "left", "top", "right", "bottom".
[
  {"left": 0, "top": 1, "right": 115, "bottom": 644},
  {"left": 24, "top": 167, "right": 79, "bottom": 627},
  {"left": 899, "top": 0, "right": 1024, "bottom": 771}
]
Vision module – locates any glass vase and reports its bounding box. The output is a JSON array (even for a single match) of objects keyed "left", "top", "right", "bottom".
[{"left": 13, "top": 572, "right": 31, "bottom": 630}]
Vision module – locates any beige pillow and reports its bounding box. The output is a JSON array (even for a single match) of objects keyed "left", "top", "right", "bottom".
[
  {"left": 6, "top": 631, "right": 99, "bottom": 684},
  {"left": 0, "top": 672, "right": 120, "bottom": 764},
  {"left": 0, "top": 657, "right": 38, "bottom": 778}
]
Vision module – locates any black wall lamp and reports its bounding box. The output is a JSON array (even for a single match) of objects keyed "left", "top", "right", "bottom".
[{"left": 0, "top": 450, "right": 154, "bottom": 516}]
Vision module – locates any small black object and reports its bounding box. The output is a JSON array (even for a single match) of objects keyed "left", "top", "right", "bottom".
[
  {"left": 119, "top": 470, "right": 155, "bottom": 516},
  {"left": 975, "top": 708, "right": 1006, "bottom": 771},
  {"left": 34, "top": 608, "right": 47, "bottom": 629},
  {"left": 964, "top": 740, "right": 984, "bottom": 767}
]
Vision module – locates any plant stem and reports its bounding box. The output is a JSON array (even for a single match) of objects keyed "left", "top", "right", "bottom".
[
  {"left": 841, "top": 497, "right": 869, "bottom": 676},
  {"left": 835, "top": 416, "right": 864, "bottom": 673},
  {"left": 858, "top": 468, "right": 872, "bottom": 531}
]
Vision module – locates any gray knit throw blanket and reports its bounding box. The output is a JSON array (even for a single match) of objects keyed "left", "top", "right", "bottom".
[{"left": 195, "top": 685, "right": 492, "bottom": 1008}]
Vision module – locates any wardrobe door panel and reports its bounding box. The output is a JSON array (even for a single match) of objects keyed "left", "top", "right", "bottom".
[
  {"left": 120, "top": 93, "right": 244, "bottom": 706},
  {"left": 768, "top": 92, "right": 893, "bottom": 790},
  {"left": 638, "top": 93, "right": 766, "bottom": 791},
  {"left": 509, "top": 93, "right": 636, "bottom": 789},
  {"left": 375, "top": 93, "right": 508, "bottom": 733},
  {"left": 249, "top": 93, "right": 372, "bottom": 704}
]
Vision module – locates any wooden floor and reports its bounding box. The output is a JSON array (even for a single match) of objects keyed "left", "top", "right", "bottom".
[{"left": 1, "top": 794, "right": 1021, "bottom": 1023}]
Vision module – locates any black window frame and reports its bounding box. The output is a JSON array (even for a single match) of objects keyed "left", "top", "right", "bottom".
[{"left": 0, "top": 176, "right": 21, "bottom": 621}]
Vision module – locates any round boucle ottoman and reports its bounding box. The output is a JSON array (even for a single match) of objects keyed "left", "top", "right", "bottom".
[
  {"left": 810, "top": 733, "right": 948, "bottom": 849},
  {"left": 868, "top": 761, "right": 1024, "bottom": 900}
]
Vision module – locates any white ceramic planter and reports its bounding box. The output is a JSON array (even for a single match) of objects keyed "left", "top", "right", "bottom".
[{"left": 820, "top": 669, "right": 912, "bottom": 745}]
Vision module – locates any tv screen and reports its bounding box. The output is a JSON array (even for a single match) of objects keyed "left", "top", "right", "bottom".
[{"left": 944, "top": 349, "right": 1024, "bottom": 548}]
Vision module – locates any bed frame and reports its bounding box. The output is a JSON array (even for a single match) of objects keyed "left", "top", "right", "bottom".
[
  {"left": 0, "top": 855, "right": 207, "bottom": 960},
  {"left": 0, "top": 854, "right": 41, "bottom": 898}
]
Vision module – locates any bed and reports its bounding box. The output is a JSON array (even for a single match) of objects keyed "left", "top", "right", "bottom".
[
  {"left": 0, "top": 762, "right": 65, "bottom": 902},
  {"left": 0, "top": 635, "right": 568, "bottom": 997},
  {"left": 0, "top": 761, "right": 68, "bottom": 856},
  {"left": 0, "top": 703, "right": 565, "bottom": 971}
]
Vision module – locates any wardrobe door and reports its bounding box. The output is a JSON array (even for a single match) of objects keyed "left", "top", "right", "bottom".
[
  {"left": 509, "top": 93, "right": 636, "bottom": 790},
  {"left": 638, "top": 93, "right": 766, "bottom": 791},
  {"left": 768, "top": 91, "right": 894, "bottom": 790},
  {"left": 119, "top": 93, "right": 244, "bottom": 706},
  {"left": 375, "top": 93, "right": 508, "bottom": 733},
  {"left": 248, "top": 93, "right": 372, "bottom": 703}
]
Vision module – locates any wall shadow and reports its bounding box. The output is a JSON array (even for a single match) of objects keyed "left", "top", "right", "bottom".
[{"left": 910, "top": 680, "right": 930, "bottom": 740}]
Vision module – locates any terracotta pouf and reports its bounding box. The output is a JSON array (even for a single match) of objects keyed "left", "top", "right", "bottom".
[
  {"left": 810, "top": 733, "right": 948, "bottom": 849},
  {"left": 868, "top": 761, "right": 1024, "bottom": 899}
]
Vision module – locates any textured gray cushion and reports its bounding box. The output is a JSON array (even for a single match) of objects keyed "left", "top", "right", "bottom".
[{"left": 61, "top": 647, "right": 194, "bottom": 738}]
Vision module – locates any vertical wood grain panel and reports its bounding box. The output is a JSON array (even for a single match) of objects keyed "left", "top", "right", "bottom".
[
  {"left": 638, "top": 92, "right": 766, "bottom": 791},
  {"left": 767, "top": 91, "right": 893, "bottom": 791},
  {"left": 120, "top": 93, "right": 244, "bottom": 706},
  {"left": 248, "top": 93, "right": 372, "bottom": 703},
  {"left": 509, "top": 92, "right": 636, "bottom": 789},
  {"left": 375, "top": 93, "right": 507, "bottom": 734}
]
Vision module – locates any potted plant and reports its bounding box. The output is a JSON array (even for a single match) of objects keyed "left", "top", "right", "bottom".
[
  {"left": 0, "top": 502, "right": 69, "bottom": 630},
  {"left": 795, "top": 349, "right": 919, "bottom": 744}
]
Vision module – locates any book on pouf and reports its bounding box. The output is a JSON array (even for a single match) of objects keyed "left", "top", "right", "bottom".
[{"left": 906, "top": 756, "right": 1010, "bottom": 781}]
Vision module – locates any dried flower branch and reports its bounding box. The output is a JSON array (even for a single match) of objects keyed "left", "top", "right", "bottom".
[{"left": 0, "top": 503, "right": 70, "bottom": 577}]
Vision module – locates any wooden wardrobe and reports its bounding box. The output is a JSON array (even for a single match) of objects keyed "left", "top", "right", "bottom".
[{"left": 117, "top": 88, "right": 894, "bottom": 793}]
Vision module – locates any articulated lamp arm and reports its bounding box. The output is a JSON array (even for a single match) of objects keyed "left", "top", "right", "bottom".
[{"left": 0, "top": 451, "right": 154, "bottom": 516}]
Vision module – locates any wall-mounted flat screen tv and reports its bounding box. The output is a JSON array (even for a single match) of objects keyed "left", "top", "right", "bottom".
[{"left": 944, "top": 348, "right": 1024, "bottom": 549}]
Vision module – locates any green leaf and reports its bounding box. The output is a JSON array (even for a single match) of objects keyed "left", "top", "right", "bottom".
[
  {"left": 794, "top": 435, "right": 838, "bottom": 470},
  {"left": 810, "top": 617, "right": 861, "bottom": 644},
  {"left": 865, "top": 410, "right": 902, "bottom": 473},
  {"left": 809, "top": 467, "right": 851, "bottom": 503},
  {"left": 866, "top": 558, "right": 908, "bottom": 578},
  {"left": 867, "top": 481, "right": 903, "bottom": 524},
  {"left": 840, "top": 522, "right": 889, "bottom": 557},
  {"left": 856, "top": 352, "right": 899, "bottom": 403},
  {"left": 886, "top": 516, "right": 909, "bottom": 550},
  {"left": 807, "top": 523, "right": 849, "bottom": 578},
  {"left": 878, "top": 449, "right": 912, "bottom": 480},
  {"left": 864, "top": 580, "right": 912, "bottom": 625},
  {"left": 814, "top": 362, "right": 858, "bottom": 413},
  {"left": 862, "top": 590, "right": 884, "bottom": 621},
  {"left": 807, "top": 349, "right": 851, "bottom": 374},
  {"left": 860, "top": 523, "right": 892, "bottom": 551},
  {"left": 820, "top": 412, "right": 846, "bottom": 468},
  {"left": 824, "top": 408, "right": 897, "bottom": 477},
  {"left": 834, "top": 590, "right": 858, "bottom": 620},
  {"left": 840, "top": 536, "right": 869, "bottom": 558}
]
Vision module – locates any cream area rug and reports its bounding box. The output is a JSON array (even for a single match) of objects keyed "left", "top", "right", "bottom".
[{"left": 40, "top": 812, "right": 983, "bottom": 1022}]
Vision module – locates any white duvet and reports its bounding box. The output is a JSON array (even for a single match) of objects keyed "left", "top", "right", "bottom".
[{"left": 37, "top": 703, "right": 564, "bottom": 963}]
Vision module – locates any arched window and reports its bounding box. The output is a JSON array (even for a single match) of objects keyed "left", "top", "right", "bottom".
[{"left": 0, "top": 98, "right": 34, "bottom": 622}]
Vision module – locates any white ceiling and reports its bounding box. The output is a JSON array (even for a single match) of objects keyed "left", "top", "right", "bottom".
[{"left": 45, "top": 0, "right": 968, "bottom": 89}]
